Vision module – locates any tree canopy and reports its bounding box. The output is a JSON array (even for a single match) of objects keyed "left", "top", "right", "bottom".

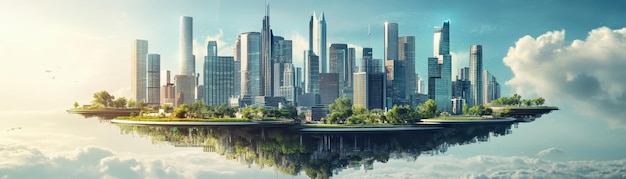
[{"left": 91, "top": 90, "right": 114, "bottom": 108}]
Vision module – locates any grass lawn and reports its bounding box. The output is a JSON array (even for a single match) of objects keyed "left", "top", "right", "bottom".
[
  {"left": 114, "top": 116, "right": 294, "bottom": 122},
  {"left": 115, "top": 116, "right": 252, "bottom": 122},
  {"left": 301, "top": 123, "right": 411, "bottom": 128},
  {"left": 428, "top": 116, "right": 486, "bottom": 120}
]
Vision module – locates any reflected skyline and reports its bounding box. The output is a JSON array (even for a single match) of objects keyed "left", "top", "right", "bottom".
[{"left": 114, "top": 123, "right": 516, "bottom": 178}]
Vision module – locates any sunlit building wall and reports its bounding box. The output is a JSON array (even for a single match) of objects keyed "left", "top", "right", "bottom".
[
  {"left": 131, "top": 39, "right": 148, "bottom": 103},
  {"left": 146, "top": 54, "right": 160, "bottom": 106}
]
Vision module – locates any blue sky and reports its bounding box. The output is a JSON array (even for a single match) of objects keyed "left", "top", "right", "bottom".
[{"left": 0, "top": 0, "right": 625, "bottom": 127}]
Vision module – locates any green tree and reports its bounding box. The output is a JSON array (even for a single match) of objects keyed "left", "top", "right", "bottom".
[
  {"left": 418, "top": 99, "right": 439, "bottom": 119},
  {"left": 462, "top": 103, "right": 469, "bottom": 114},
  {"left": 73, "top": 101, "right": 79, "bottom": 108},
  {"left": 91, "top": 90, "right": 114, "bottom": 108},
  {"left": 522, "top": 99, "right": 533, "bottom": 106},
  {"left": 327, "top": 97, "right": 353, "bottom": 124},
  {"left": 279, "top": 105, "right": 297, "bottom": 119},
  {"left": 242, "top": 106, "right": 258, "bottom": 120},
  {"left": 171, "top": 104, "right": 189, "bottom": 118},
  {"left": 112, "top": 97, "right": 127, "bottom": 108},
  {"left": 162, "top": 104, "right": 173, "bottom": 112},
  {"left": 534, "top": 97, "right": 545, "bottom": 106},
  {"left": 127, "top": 99, "right": 137, "bottom": 108},
  {"left": 137, "top": 99, "right": 147, "bottom": 109},
  {"left": 512, "top": 94, "right": 522, "bottom": 106}
]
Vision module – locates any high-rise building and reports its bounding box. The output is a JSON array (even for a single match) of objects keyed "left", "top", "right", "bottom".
[
  {"left": 261, "top": 4, "right": 273, "bottom": 97},
  {"left": 399, "top": 36, "right": 416, "bottom": 98},
  {"left": 309, "top": 11, "right": 327, "bottom": 73},
  {"left": 453, "top": 67, "right": 471, "bottom": 107},
  {"left": 271, "top": 36, "right": 293, "bottom": 97},
  {"left": 483, "top": 70, "right": 500, "bottom": 105},
  {"left": 384, "top": 22, "right": 398, "bottom": 61},
  {"left": 428, "top": 21, "right": 452, "bottom": 112},
  {"left": 174, "top": 75, "right": 195, "bottom": 106},
  {"left": 353, "top": 58, "right": 386, "bottom": 110},
  {"left": 279, "top": 63, "right": 296, "bottom": 105},
  {"left": 469, "top": 45, "right": 483, "bottom": 107},
  {"left": 236, "top": 32, "right": 262, "bottom": 97},
  {"left": 179, "top": 16, "right": 194, "bottom": 76},
  {"left": 329, "top": 43, "right": 348, "bottom": 93},
  {"left": 305, "top": 52, "right": 319, "bottom": 94},
  {"left": 131, "top": 39, "right": 148, "bottom": 103},
  {"left": 319, "top": 73, "right": 339, "bottom": 106},
  {"left": 347, "top": 47, "right": 356, "bottom": 90},
  {"left": 174, "top": 16, "right": 195, "bottom": 106},
  {"left": 146, "top": 54, "right": 160, "bottom": 106},
  {"left": 161, "top": 70, "right": 175, "bottom": 106},
  {"left": 204, "top": 41, "right": 235, "bottom": 106}
]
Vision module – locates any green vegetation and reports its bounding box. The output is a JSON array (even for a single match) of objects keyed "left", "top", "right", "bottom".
[
  {"left": 430, "top": 116, "right": 485, "bottom": 120},
  {"left": 418, "top": 99, "right": 439, "bottom": 119},
  {"left": 323, "top": 97, "right": 422, "bottom": 125},
  {"left": 490, "top": 94, "right": 546, "bottom": 107},
  {"left": 116, "top": 116, "right": 251, "bottom": 122},
  {"left": 467, "top": 105, "right": 492, "bottom": 116},
  {"left": 302, "top": 123, "right": 399, "bottom": 128}
]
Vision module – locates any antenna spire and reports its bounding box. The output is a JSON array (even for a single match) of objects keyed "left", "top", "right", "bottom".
[{"left": 368, "top": 24, "right": 371, "bottom": 47}]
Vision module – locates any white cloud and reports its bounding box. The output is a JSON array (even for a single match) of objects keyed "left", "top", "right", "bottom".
[
  {"left": 503, "top": 27, "right": 626, "bottom": 128},
  {"left": 290, "top": 32, "right": 309, "bottom": 69},
  {"left": 337, "top": 155, "right": 626, "bottom": 179},
  {"left": 0, "top": 144, "right": 290, "bottom": 179},
  {"left": 451, "top": 51, "right": 469, "bottom": 79}
]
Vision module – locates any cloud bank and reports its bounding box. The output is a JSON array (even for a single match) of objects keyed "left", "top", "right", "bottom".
[
  {"left": 0, "top": 144, "right": 285, "bottom": 179},
  {"left": 503, "top": 27, "right": 626, "bottom": 128}
]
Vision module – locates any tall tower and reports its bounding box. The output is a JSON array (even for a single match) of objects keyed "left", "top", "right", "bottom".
[
  {"left": 329, "top": 43, "right": 348, "bottom": 93},
  {"left": 146, "top": 54, "right": 160, "bottom": 106},
  {"left": 309, "top": 11, "right": 327, "bottom": 73},
  {"left": 469, "top": 45, "right": 483, "bottom": 107},
  {"left": 399, "top": 36, "right": 416, "bottom": 99},
  {"left": 131, "top": 39, "right": 148, "bottom": 103},
  {"left": 305, "top": 52, "right": 319, "bottom": 94},
  {"left": 384, "top": 22, "right": 398, "bottom": 61},
  {"left": 174, "top": 16, "right": 196, "bottom": 106},
  {"left": 237, "top": 32, "right": 262, "bottom": 97},
  {"left": 261, "top": 3, "right": 273, "bottom": 97},
  {"left": 428, "top": 21, "right": 452, "bottom": 112},
  {"left": 179, "top": 16, "right": 193, "bottom": 76}
]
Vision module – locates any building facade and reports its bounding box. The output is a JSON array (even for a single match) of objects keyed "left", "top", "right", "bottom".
[
  {"left": 237, "top": 32, "right": 262, "bottom": 97},
  {"left": 131, "top": 39, "right": 148, "bottom": 102},
  {"left": 319, "top": 73, "right": 339, "bottom": 106},
  {"left": 146, "top": 54, "right": 160, "bottom": 106},
  {"left": 309, "top": 11, "right": 327, "bottom": 73},
  {"left": 469, "top": 45, "right": 483, "bottom": 107}
]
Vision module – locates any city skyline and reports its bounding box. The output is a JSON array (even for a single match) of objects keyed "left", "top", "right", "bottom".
[{"left": 3, "top": 0, "right": 625, "bottom": 127}]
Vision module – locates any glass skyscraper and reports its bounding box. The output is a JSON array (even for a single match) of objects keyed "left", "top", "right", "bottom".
[
  {"left": 428, "top": 21, "right": 452, "bottom": 112},
  {"left": 329, "top": 43, "right": 348, "bottom": 93},
  {"left": 309, "top": 11, "right": 327, "bottom": 73},
  {"left": 237, "top": 32, "right": 262, "bottom": 97},
  {"left": 146, "top": 54, "right": 160, "bottom": 106},
  {"left": 469, "top": 45, "right": 483, "bottom": 107},
  {"left": 204, "top": 41, "right": 235, "bottom": 106},
  {"left": 131, "top": 39, "right": 148, "bottom": 103}
]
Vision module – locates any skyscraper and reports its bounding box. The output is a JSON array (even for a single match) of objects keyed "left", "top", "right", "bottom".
[
  {"left": 353, "top": 57, "right": 385, "bottom": 110},
  {"left": 469, "top": 45, "right": 483, "bottom": 107},
  {"left": 204, "top": 41, "right": 235, "bottom": 106},
  {"left": 399, "top": 36, "right": 416, "bottom": 99},
  {"left": 236, "top": 32, "right": 262, "bottom": 97},
  {"left": 483, "top": 70, "right": 500, "bottom": 105},
  {"left": 179, "top": 16, "right": 193, "bottom": 76},
  {"left": 384, "top": 22, "right": 398, "bottom": 61},
  {"left": 428, "top": 21, "right": 452, "bottom": 112},
  {"left": 319, "top": 73, "right": 339, "bottom": 106},
  {"left": 305, "top": 52, "right": 319, "bottom": 94},
  {"left": 279, "top": 63, "right": 296, "bottom": 104},
  {"left": 161, "top": 71, "right": 175, "bottom": 105},
  {"left": 261, "top": 3, "right": 273, "bottom": 97},
  {"left": 131, "top": 39, "right": 148, "bottom": 103},
  {"left": 146, "top": 54, "right": 160, "bottom": 106},
  {"left": 329, "top": 43, "right": 348, "bottom": 93},
  {"left": 347, "top": 47, "right": 355, "bottom": 90},
  {"left": 309, "top": 11, "right": 327, "bottom": 73}
]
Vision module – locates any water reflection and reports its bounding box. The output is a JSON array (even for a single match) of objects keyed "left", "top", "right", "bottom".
[{"left": 114, "top": 123, "right": 515, "bottom": 178}]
